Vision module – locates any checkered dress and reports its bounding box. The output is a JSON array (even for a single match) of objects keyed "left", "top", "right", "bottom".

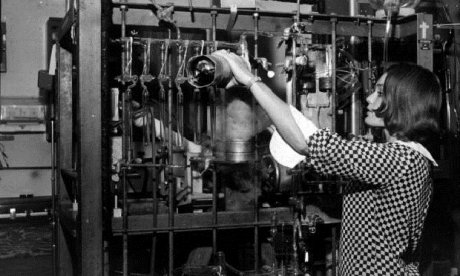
[{"left": 306, "top": 129, "right": 433, "bottom": 276}]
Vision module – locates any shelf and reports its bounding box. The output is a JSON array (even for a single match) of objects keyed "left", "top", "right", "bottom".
[
  {"left": 113, "top": 207, "right": 290, "bottom": 234},
  {"left": 112, "top": 207, "right": 341, "bottom": 235},
  {"left": 0, "top": 196, "right": 51, "bottom": 214}
]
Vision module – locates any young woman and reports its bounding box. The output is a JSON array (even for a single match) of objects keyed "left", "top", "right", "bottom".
[{"left": 213, "top": 50, "right": 442, "bottom": 275}]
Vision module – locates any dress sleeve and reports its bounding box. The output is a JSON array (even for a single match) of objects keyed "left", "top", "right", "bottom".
[{"left": 306, "top": 129, "right": 413, "bottom": 187}]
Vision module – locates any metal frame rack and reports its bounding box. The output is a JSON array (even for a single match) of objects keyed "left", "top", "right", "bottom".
[
  {"left": 53, "top": 0, "right": 433, "bottom": 275},
  {"left": 54, "top": 0, "right": 102, "bottom": 275}
]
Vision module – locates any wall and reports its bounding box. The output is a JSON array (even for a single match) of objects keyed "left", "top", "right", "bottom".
[
  {"left": 0, "top": 0, "right": 65, "bottom": 198},
  {"left": 2, "top": 0, "right": 65, "bottom": 97}
]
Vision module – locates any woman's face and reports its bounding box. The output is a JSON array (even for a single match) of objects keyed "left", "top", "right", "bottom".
[{"left": 365, "top": 73, "right": 387, "bottom": 128}]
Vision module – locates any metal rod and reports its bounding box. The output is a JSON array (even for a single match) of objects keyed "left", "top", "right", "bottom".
[
  {"left": 51, "top": 119, "right": 57, "bottom": 276},
  {"left": 253, "top": 10, "right": 260, "bottom": 274},
  {"left": 120, "top": 163, "right": 185, "bottom": 169},
  {"left": 210, "top": 8, "right": 219, "bottom": 259},
  {"left": 159, "top": 42, "right": 167, "bottom": 149},
  {"left": 212, "top": 167, "right": 218, "bottom": 255},
  {"left": 167, "top": 29, "right": 175, "bottom": 276},
  {"left": 296, "top": 0, "right": 301, "bottom": 23},
  {"left": 193, "top": 46, "right": 202, "bottom": 143},
  {"left": 367, "top": 20, "right": 373, "bottom": 92},
  {"left": 120, "top": 3, "right": 127, "bottom": 38},
  {"left": 209, "top": 9, "right": 218, "bottom": 149},
  {"left": 113, "top": 1, "right": 410, "bottom": 23},
  {"left": 176, "top": 42, "right": 185, "bottom": 148},
  {"left": 114, "top": 37, "right": 241, "bottom": 51},
  {"left": 121, "top": 91, "right": 129, "bottom": 276},
  {"left": 331, "top": 17, "right": 337, "bottom": 132},
  {"left": 194, "top": 88, "right": 201, "bottom": 143},
  {"left": 291, "top": 17, "right": 297, "bottom": 107},
  {"left": 292, "top": 218, "right": 299, "bottom": 275},
  {"left": 149, "top": 105, "right": 158, "bottom": 275},
  {"left": 332, "top": 226, "right": 337, "bottom": 276},
  {"left": 112, "top": 220, "right": 301, "bottom": 234}
]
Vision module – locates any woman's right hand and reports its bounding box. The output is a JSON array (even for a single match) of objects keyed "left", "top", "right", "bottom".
[{"left": 211, "top": 50, "right": 256, "bottom": 89}]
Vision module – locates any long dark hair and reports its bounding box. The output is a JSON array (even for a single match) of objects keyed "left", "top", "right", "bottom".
[{"left": 376, "top": 63, "right": 442, "bottom": 145}]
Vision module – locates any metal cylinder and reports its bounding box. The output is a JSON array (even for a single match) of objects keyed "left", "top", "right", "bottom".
[
  {"left": 187, "top": 55, "right": 233, "bottom": 88},
  {"left": 214, "top": 89, "right": 255, "bottom": 162}
]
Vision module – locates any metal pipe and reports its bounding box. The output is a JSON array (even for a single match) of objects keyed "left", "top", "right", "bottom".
[
  {"left": 166, "top": 29, "right": 175, "bottom": 276},
  {"left": 209, "top": 8, "right": 219, "bottom": 259},
  {"left": 176, "top": 41, "right": 186, "bottom": 148},
  {"left": 209, "top": 10, "right": 218, "bottom": 149},
  {"left": 212, "top": 166, "right": 217, "bottom": 255},
  {"left": 114, "top": 37, "right": 241, "bottom": 50},
  {"left": 122, "top": 91, "right": 130, "bottom": 276},
  {"left": 113, "top": 220, "right": 299, "bottom": 234},
  {"left": 253, "top": 11, "right": 260, "bottom": 274},
  {"left": 331, "top": 17, "right": 337, "bottom": 132},
  {"left": 350, "top": 89, "right": 361, "bottom": 136},
  {"left": 292, "top": 218, "right": 299, "bottom": 275},
  {"left": 120, "top": 3, "right": 127, "bottom": 38},
  {"left": 51, "top": 119, "right": 57, "bottom": 276},
  {"left": 367, "top": 20, "right": 373, "bottom": 92},
  {"left": 159, "top": 42, "right": 167, "bottom": 148},
  {"left": 149, "top": 109, "right": 158, "bottom": 275},
  {"left": 194, "top": 88, "right": 201, "bottom": 143},
  {"left": 291, "top": 19, "right": 297, "bottom": 107},
  {"left": 332, "top": 226, "right": 337, "bottom": 276},
  {"left": 193, "top": 46, "right": 202, "bottom": 143}
]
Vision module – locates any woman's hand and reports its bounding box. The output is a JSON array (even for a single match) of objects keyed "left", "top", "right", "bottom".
[{"left": 211, "top": 50, "right": 255, "bottom": 89}]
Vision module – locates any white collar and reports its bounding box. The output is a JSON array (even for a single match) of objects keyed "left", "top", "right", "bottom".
[{"left": 394, "top": 140, "right": 438, "bottom": 167}]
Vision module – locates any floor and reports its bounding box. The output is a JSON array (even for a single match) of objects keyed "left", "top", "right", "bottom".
[
  {"left": 0, "top": 255, "right": 52, "bottom": 276},
  {"left": 0, "top": 216, "right": 52, "bottom": 276}
]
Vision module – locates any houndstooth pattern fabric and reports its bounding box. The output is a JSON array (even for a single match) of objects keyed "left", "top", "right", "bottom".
[{"left": 306, "top": 129, "right": 432, "bottom": 276}]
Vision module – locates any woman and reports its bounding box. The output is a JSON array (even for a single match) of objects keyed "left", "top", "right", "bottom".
[{"left": 213, "top": 50, "right": 442, "bottom": 275}]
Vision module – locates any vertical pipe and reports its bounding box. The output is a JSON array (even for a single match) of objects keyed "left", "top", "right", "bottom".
[
  {"left": 292, "top": 219, "right": 299, "bottom": 275},
  {"left": 120, "top": 3, "right": 128, "bottom": 81},
  {"left": 212, "top": 167, "right": 217, "bottom": 254},
  {"left": 253, "top": 11, "right": 260, "bottom": 273},
  {"left": 193, "top": 46, "right": 202, "bottom": 143},
  {"left": 349, "top": 0, "right": 361, "bottom": 137},
  {"left": 51, "top": 119, "right": 57, "bottom": 276},
  {"left": 332, "top": 226, "right": 337, "bottom": 276},
  {"left": 177, "top": 41, "right": 185, "bottom": 148},
  {"left": 148, "top": 40, "right": 157, "bottom": 276},
  {"left": 296, "top": 0, "right": 301, "bottom": 22},
  {"left": 167, "top": 30, "right": 175, "bottom": 276},
  {"left": 331, "top": 17, "right": 337, "bottom": 132},
  {"left": 367, "top": 20, "right": 373, "bottom": 91},
  {"left": 210, "top": 10, "right": 218, "bottom": 149},
  {"left": 122, "top": 92, "right": 129, "bottom": 276},
  {"left": 291, "top": 23, "right": 297, "bottom": 107},
  {"left": 150, "top": 92, "right": 158, "bottom": 275},
  {"left": 119, "top": 4, "right": 129, "bottom": 275},
  {"left": 194, "top": 88, "right": 201, "bottom": 143},
  {"left": 350, "top": 92, "right": 361, "bottom": 136},
  {"left": 349, "top": 0, "right": 359, "bottom": 49},
  {"left": 210, "top": 9, "right": 218, "bottom": 257},
  {"left": 120, "top": 3, "right": 127, "bottom": 38}
]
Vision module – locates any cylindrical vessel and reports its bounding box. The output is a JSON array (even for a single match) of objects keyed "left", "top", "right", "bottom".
[
  {"left": 187, "top": 55, "right": 233, "bottom": 88},
  {"left": 214, "top": 88, "right": 255, "bottom": 162}
]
